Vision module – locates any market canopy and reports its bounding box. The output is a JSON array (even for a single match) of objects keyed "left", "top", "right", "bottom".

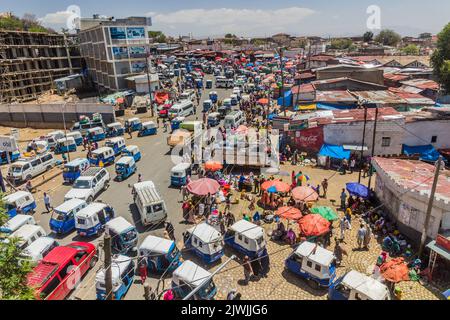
[
  {"left": 187, "top": 178, "right": 220, "bottom": 196},
  {"left": 298, "top": 214, "right": 331, "bottom": 237},
  {"left": 316, "top": 103, "right": 357, "bottom": 110},
  {"left": 346, "top": 182, "right": 369, "bottom": 199},
  {"left": 292, "top": 186, "right": 319, "bottom": 202},
  {"left": 310, "top": 206, "right": 339, "bottom": 221},
  {"left": 295, "top": 104, "right": 317, "bottom": 111},
  {"left": 275, "top": 206, "right": 302, "bottom": 220},
  {"left": 318, "top": 144, "right": 351, "bottom": 160},
  {"left": 403, "top": 144, "right": 440, "bottom": 162},
  {"left": 204, "top": 161, "right": 223, "bottom": 172},
  {"left": 261, "top": 180, "right": 291, "bottom": 193},
  {"left": 380, "top": 258, "right": 410, "bottom": 283},
  {"left": 257, "top": 98, "right": 269, "bottom": 105}
]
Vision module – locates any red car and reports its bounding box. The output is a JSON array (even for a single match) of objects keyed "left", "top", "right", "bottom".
[
  {"left": 158, "top": 103, "right": 173, "bottom": 118},
  {"left": 27, "top": 242, "right": 97, "bottom": 300}
]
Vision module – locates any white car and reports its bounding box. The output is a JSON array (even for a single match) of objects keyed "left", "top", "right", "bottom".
[{"left": 64, "top": 167, "right": 110, "bottom": 203}]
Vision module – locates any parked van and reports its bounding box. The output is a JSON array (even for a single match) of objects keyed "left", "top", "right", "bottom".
[
  {"left": 9, "top": 224, "right": 47, "bottom": 250},
  {"left": 180, "top": 90, "right": 196, "bottom": 101},
  {"left": 133, "top": 181, "right": 167, "bottom": 226},
  {"left": 168, "top": 100, "right": 194, "bottom": 119},
  {"left": 46, "top": 131, "right": 65, "bottom": 149},
  {"left": 64, "top": 167, "right": 110, "bottom": 203},
  {"left": 89, "top": 147, "right": 115, "bottom": 166},
  {"left": 49, "top": 198, "right": 88, "bottom": 235},
  {"left": 20, "top": 237, "right": 59, "bottom": 263},
  {"left": 3, "top": 191, "right": 36, "bottom": 217},
  {"left": 0, "top": 214, "right": 36, "bottom": 235},
  {"left": 7, "top": 153, "right": 56, "bottom": 185},
  {"left": 66, "top": 131, "right": 83, "bottom": 146},
  {"left": 104, "top": 137, "right": 126, "bottom": 156},
  {"left": 63, "top": 158, "right": 90, "bottom": 184},
  {"left": 216, "top": 78, "right": 234, "bottom": 88},
  {"left": 224, "top": 111, "right": 244, "bottom": 129}
]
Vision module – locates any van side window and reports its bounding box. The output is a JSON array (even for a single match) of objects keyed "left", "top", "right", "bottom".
[
  {"left": 314, "top": 264, "right": 321, "bottom": 272},
  {"left": 74, "top": 251, "right": 87, "bottom": 263},
  {"left": 23, "top": 163, "right": 31, "bottom": 171},
  {"left": 238, "top": 234, "right": 243, "bottom": 241},
  {"left": 306, "top": 261, "right": 313, "bottom": 268},
  {"left": 41, "top": 277, "right": 60, "bottom": 298},
  {"left": 42, "top": 154, "right": 52, "bottom": 162},
  {"left": 31, "top": 159, "right": 41, "bottom": 167},
  {"left": 37, "top": 231, "right": 43, "bottom": 237}
]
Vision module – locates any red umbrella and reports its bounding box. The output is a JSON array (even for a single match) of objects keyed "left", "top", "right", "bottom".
[
  {"left": 261, "top": 180, "right": 291, "bottom": 193},
  {"left": 187, "top": 178, "right": 220, "bottom": 196},
  {"left": 204, "top": 161, "right": 223, "bottom": 172},
  {"left": 258, "top": 98, "right": 269, "bottom": 105},
  {"left": 380, "top": 258, "right": 410, "bottom": 283},
  {"left": 276, "top": 206, "right": 302, "bottom": 220},
  {"left": 292, "top": 186, "right": 319, "bottom": 202},
  {"left": 298, "top": 214, "right": 330, "bottom": 237}
]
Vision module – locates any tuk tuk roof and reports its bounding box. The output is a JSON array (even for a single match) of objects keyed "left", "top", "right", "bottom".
[
  {"left": 341, "top": 270, "right": 389, "bottom": 300},
  {"left": 127, "top": 117, "right": 140, "bottom": 123},
  {"left": 208, "top": 112, "right": 221, "bottom": 118},
  {"left": 230, "top": 220, "right": 264, "bottom": 240},
  {"left": 54, "top": 198, "right": 86, "bottom": 213},
  {"left": 209, "top": 91, "right": 217, "bottom": 95},
  {"left": 294, "top": 241, "right": 335, "bottom": 267},
  {"left": 87, "top": 127, "right": 104, "bottom": 133},
  {"left": 57, "top": 137, "right": 76, "bottom": 144},
  {"left": 187, "top": 223, "right": 222, "bottom": 243},
  {"left": 107, "top": 122, "right": 123, "bottom": 128},
  {"left": 22, "top": 236, "right": 56, "bottom": 258},
  {"left": 171, "top": 162, "right": 191, "bottom": 173},
  {"left": 223, "top": 98, "right": 232, "bottom": 102},
  {"left": 139, "top": 235, "right": 174, "bottom": 255},
  {"left": 76, "top": 202, "right": 108, "bottom": 219},
  {"left": 142, "top": 121, "right": 156, "bottom": 128},
  {"left": 48, "top": 130, "right": 64, "bottom": 137},
  {"left": 203, "top": 100, "right": 212, "bottom": 104},
  {"left": 173, "top": 260, "right": 212, "bottom": 287},
  {"left": 124, "top": 145, "right": 139, "bottom": 152},
  {"left": 92, "top": 147, "right": 113, "bottom": 155},
  {"left": 4, "top": 190, "right": 32, "bottom": 203},
  {"left": 106, "top": 137, "right": 124, "bottom": 144},
  {"left": 67, "top": 131, "right": 82, "bottom": 137},
  {"left": 96, "top": 254, "right": 132, "bottom": 284},
  {"left": 66, "top": 158, "right": 89, "bottom": 167},
  {"left": 1, "top": 214, "right": 34, "bottom": 232},
  {"left": 106, "top": 216, "right": 134, "bottom": 234},
  {"left": 11, "top": 224, "right": 44, "bottom": 239},
  {"left": 116, "top": 156, "right": 134, "bottom": 165}
]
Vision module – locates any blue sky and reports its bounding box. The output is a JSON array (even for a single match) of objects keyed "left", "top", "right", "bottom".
[{"left": 1, "top": 0, "right": 449, "bottom": 37}]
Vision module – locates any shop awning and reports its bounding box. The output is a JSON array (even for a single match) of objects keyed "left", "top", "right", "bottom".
[
  {"left": 296, "top": 104, "right": 317, "bottom": 111},
  {"left": 403, "top": 144, "right": 440, "bottom": 162},
  {"left": 318, "top": 144, "right": 351, "bottom": 160},
  {"left": 316, "top": 103, "right": 357, "bottom": 110},
  {"left": 426, "top": 240, "right": 450, "bottom": 261},
  {"left": 343, "top": 144, "right": 368, "bottom": 151}
]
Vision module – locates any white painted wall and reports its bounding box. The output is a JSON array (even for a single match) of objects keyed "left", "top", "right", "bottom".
[{"left": 404, "top": 120, "right": 450, "bottom": 149}]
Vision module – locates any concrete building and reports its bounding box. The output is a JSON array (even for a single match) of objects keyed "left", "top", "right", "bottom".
[
  {"left": 0, "top": 30, "right": 82, "bottom": 103},
  {"left": 78, "top": 15, "right": 152, "bottom": 91},
  {"left": 372, "top": 157, "right": 450, "bottom": 244},
  {"left": 125, "top": 73, "right": 160, "bottom": 94}
]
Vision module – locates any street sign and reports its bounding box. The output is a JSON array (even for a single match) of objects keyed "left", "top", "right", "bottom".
[{"left": 0, "top": 135, "right": 18, "bottom": 152}]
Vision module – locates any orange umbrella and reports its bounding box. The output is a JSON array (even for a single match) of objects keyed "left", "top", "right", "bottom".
[
  {"left": 261, "top": 179, "right": 291, "bottom": 193},
  {"left": 380, "top": 258, "right": 410, "bottom": 283},
  {"left": 298, "top": 214, "right": 330, "bottom": 237},
  {"left": 204, "top": 161, "right": 223, "bottom": 172},
  {"left": 235, "top": 125, "right": 248, "bottom": 135},
  {"left": 292, "top": 186, "right": 319, "bottom": 202},
  {"left": 276, "top": 206, "right": 302, "bottom": 220},
  {"left": 258, "top": 98, "right": 269, "bottom": 105}
]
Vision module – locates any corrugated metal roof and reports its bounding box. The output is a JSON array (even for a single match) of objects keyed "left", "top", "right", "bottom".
[
  {"left": 400, "top": 79, "right": 439, "bottom": 90},
  {"left": 352, "top": 90, "right": 406, "bottom": 104},
  {"left": 315, "top": 90, "right": 357, "bottom": 103}
]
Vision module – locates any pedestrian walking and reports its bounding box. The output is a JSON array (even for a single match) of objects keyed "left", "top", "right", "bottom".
[
  {"left": 357, "top": 223, "right": 367, "bottom": 249},
  {"left": 339, "top": 216, "right": 350, "bottom": 241},
  {"left": 321, "top": 178, "right": 328, "bottom": 198},
  {"left": 127, "top": 126, "right": 133, "bottom": 139},
  {"left": 165, "top": 221, "right": 175, "bottom": 241},
  {"left": 43, "top": 192, "right": 52, "bottom": 213},
  {"left": 242, "top": 256, "right": 253, "bottom": 285},
  {"left": 340, "top": 189, "right": 347, "bottom": 211},
  {"left": 138, "top": 173, "right": 142, "bottom": 183},
  {"left": 350, "top": 158, "right": 356, "bottom": 173},
  {"left": 364, "top": 224, "right": 372, "bottom": 249},
  {"left": 138, "top": 259, "right": 147, "bottom": 284},
  {"left": 333, "top": 239, "right": 348, "bottom": 266},
  {"left": 163, "top": 119, "right": 169, "bottom": 132},
  {"left": 345, "top": 208, "right": 352, "bottom": 224}
]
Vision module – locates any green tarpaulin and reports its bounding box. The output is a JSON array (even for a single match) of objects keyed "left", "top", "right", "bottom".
[{"left": 310, "top": 206, "right": 339, "bottom": 221}]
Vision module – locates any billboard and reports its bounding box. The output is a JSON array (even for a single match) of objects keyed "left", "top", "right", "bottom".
[
  {"left": 293, "top": 126, "right": 324, "bottom": 152},
  {"left": 110, "top": 27, "right": 126, "bottom": 40},
  {"left": 127, "top": 27, "right": 145, "bottom": 39},
  {"left": 131, "top": 61, "right": 147, "bottom": 73},
  {"left": 129, "top": 46, "right": 147, "bottom": 58},
  {"left": 112, "top": 47, "right": 128, "bottom": 60}
]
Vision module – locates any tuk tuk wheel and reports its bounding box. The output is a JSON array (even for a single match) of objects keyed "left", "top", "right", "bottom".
[
  {"left": 87, "top": 196, "right": 93, "bottom": 203},
  {"left": 306, "top": 278, "right": 319, "bottom": 290},
  {"left": 89, "top": 255, "right": 99, "bottom": 269}
]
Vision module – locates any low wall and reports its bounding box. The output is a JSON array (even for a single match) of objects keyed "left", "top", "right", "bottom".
[{"left": 0, "top": 103, "right": 116, "bottom": 129}]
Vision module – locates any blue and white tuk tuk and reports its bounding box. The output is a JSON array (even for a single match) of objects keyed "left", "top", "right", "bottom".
[
  {"left": 75, "top": 202, "right": 115, "bottom": 237},
  {"left": 206, "top": 79, "right": 213, "bottom": 89},
  {"left": 328, "top": 270, "right": 390, "bottom": 300},
  {"left": 0, "top": 214, "right": 36, "bottom": 235},
  {"left": 4, "top": 191, "right": 36, "bottom": 218},
  {"left": 115, "top": 156, "right": 136, "bottom": 181},
  {"left": 96, "top": 254, "right": 135, "bottom": 300},
  {"left": 195, "top": 78, "right": 203, "bottom": 89},
  {"left": 0, "top": 150, "right": 20, "bottom": 165},
  {"left": 209, "top": 91, "right": 218, "bottom": 103},
  {"left": 171, "top": 260, "right": 217, "bottom": 300},
  {"left": 89, "top": 147, "right": 115, "bottom": 166},
  {"left": 171, "top": 116, "right": 185, "bottom": 131},
  {"left": 184, "top": 223, "right": 224, "bottom": 264},
  {"left": 66, "top": 131, "right": 83, "bottom": 146},
  {"left": 207, "top": 112, "right": 221, "bottom": 127},
  {"left": 170, "top": 162, "right": 191, "bottom": 187},
  {"left": 105, "top": 137, "right": 126, "bottom": 155},
  {"left": 87, "top": 127, "right": 106, "bottom": 142},
  {"left": 224, "top": 220, "right": 267, "bottom": 258},
  {"left": 138, "top": 121, "right": 157, "bottom": 137},
  {"left": 106, "top": 122, "right": 125, "bottom": 137},
  {"left": 125, "top": 118, "right": 142, "bottom": 132},
  {"left": 106, "top": 217, "right": 138, "bottom": 254},
  {"left": 63, "top": 158, "right": 90, "bottom": 184},
  {"left": 49, "top": 198, "right": 87, "bottom": 235},
  {"left": 230, "top": 94, "right": 238, "bottom": 106},
  {"left": 285, "top": 241, "right": 336, "bottom": 289},
  {"left": 138, "top": 235, "right": 181, "bottom": 273},
  {"left": 202, "top": 100, "right": 212, "bottom": 113},
  {"left": 55, "top": 137, "right": 77, "bottom": 154},
  {"left": 122, "top": 145, "right": 141, "bottom": 162}
]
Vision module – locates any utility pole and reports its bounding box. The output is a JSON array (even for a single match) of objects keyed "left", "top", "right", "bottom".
[
  {"left": 419, "top": 155, "right": 443, "bottom": 258},
  {"left": 61, "top": 100, "right": 70, "bottom": 162},
  {"left": 103, "top": 233, "right": 113, "bottom": 300},
  {"left": 358, "top": 102, "right": 368, "bottom": 184},
  {"left": 277, "top": 47, "right": 286, "bottom": 116},
  {"left": 146, "top": 49, "right": 154, "bottom": 117},
  {"left": 367, "top": 106, "right": 378, "bottom": 189}
]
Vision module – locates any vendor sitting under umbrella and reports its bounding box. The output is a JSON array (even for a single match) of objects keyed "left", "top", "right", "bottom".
[{"left": 271, "top": 221, "right": 287, "bottom": 241}]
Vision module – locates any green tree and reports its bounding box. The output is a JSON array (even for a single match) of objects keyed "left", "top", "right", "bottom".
[
  {"left": 0, "top": 195, "right": 35, "bottom": 300},
  {"left": 375, "top": 29, "right": 402, "bottom": 46},
  {"left": 0, "top": 16, "right": 24, "bottom": 30},
  {"left": 148, "top": 31, "right": 167, "bottom": 43},
  {"left": 329, "top": 38, "right": 353, "bottom": 50},
  {"left": 431, "top": 22, "right": 450, "bottom": 93},
  {"left": 363, "top": 31, "right": 374, "bottom": 42},
  {"left": 224, "top": 33, "right": 236, "bottom": 39},
  {"left": 401, "top": 44, "right": 420, "bottom": 55}
]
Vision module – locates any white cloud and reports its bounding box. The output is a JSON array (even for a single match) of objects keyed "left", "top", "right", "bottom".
[
  {"left": 39, "top": 10, "right": 73, "bottom": 26},
  {"left": 149, "top": 7, "right": 315, "bottom": 37}
]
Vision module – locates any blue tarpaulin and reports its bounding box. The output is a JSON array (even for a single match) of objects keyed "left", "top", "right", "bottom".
[
  {"left": 318, "top": 144, "right": 351, "bottom": 160},
  {"left": 316, "top": 103, "right": 357, "bottom": 110},
  {"left": 346, "top": 183, "right": 369, "bottom": 199},
  {"left": 277, "top": 90, "right": 292, "bottom": 107},
  {"left": 403, "top": 144, "right": 440, "bottom": 162}
]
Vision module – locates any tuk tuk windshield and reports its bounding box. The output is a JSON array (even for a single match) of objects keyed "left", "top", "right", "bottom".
[
  {"left": 172, "top": 171, "right": 184, "bottom": 177},
  {"left": 64, "top": 165, "right": 78, "bottom": 172},
  {"left": 168, "top": 246, "right": 179, "bottom": 260},
  {"left": 5, "top": 202, "right": 16, "bottom": 211},
  {"left": 54, "top": 212, "right": 66, "bottom": 221},
  {"left": 121, "top": 229, "right": 137, "bottom": 242},
  {"left": 198, "top": 280, "right": 216, "bottom": 298},
  {"left": 73, "top": 179, "right": 92, "bottom": 189}
]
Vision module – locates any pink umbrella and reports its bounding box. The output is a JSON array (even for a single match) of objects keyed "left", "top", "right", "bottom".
[
  {"left": 235, "top": 125, "right": 248, "bottom": 135},
  {"left": 187, "top": 178, "right": 220, "bottom": 196},
  {"left": 292, "top": 186, "right": 319, "bottom": 202}
]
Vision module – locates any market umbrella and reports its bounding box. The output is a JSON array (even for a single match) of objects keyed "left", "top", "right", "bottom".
[
  {"left": 261, "top": 180, "right": 291, "bottom": 193},
  {"left": 346, "top": 182, "right": 370, "bottom": 199},
  {"left": 235, "top": 125, "right": 249, "bottom": 135},
  {"left": 298, "top": 214, "right": 330, "bottom": 237},
  {"left": 204, "top": 161, "right": 223, "bottom": 172},
  {"left": 187, "top": 178, "right": 220, "bottom": 196},
  {"left": 310, "top": 206, "right": 339, "bottom": 221},
  {"left": 276, "top": 206, "right": 302, "bottom": 220},
  {"left": 380, "top": 258, "right": 410, "bottom": 283},
  {"left": 292, "top": 186, "right": 319, "bottom": 202},
  {"left": 258, "top": 98, "right": 269, "bottom": 105}
]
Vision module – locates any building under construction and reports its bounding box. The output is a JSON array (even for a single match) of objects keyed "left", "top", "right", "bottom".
[{"left": 0, "top": 30, "right": 82, "bottom": 103}]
